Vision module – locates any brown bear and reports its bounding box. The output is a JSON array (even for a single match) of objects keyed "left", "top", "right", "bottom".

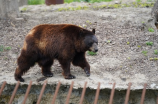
[{"left": 14, "top": 24, "right": 98, "bottom": 82}]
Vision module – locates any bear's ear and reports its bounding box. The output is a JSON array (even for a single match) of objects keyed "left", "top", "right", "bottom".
[
  {"left": 92, "top": 28, "right": 95, "bottom": 34},
  {"left": 79, "top": 29, "right": 85, "bottom": 37}
]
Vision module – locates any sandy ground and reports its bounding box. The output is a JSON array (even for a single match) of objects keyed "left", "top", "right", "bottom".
[{"left": 0, "top": 0, "right": 158, "bottom": 90}]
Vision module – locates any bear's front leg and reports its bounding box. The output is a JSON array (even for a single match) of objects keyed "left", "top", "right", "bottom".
[
  {"left": 42, "top": 67, "right": 53, "bottom": 77},
  {"left": 72, "top": 52, "right": 90, "bottom": 77},
  {"left": 59, "top": 59, "right": 76, "bottom": 79},
  {"left": 84, "top": 66, "right": 90, "bottom": 77}
]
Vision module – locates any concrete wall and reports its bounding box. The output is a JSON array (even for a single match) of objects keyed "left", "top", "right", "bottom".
[
  {"left": 0, "top": 0, "right": 19, "bottom": 19},
  {"left": 0, "top": 84, "right": 157, "bottom": 104}
]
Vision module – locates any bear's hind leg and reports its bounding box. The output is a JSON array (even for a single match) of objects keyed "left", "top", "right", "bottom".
[
  {"left": 15, "top": 67, "right": 25, "bottom": 82},
  {"left": 15, "top": 54, "right": 37, "bottom": 82},
  {"left": 38, "top": 58, "right": 53, "bottom": 77},
  {"left": 59, "top": 59, "right": 75, "bottom": 79}
]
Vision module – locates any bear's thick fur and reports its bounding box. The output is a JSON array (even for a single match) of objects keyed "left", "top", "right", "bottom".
[{"left": 14, "top": 24, "right": 98, "bottom": 82}]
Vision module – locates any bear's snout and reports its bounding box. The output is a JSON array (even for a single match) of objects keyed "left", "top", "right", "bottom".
[
  {"left": 94, "top": 48, "right": 98, "bottom": 52},
  {"left": 89, "top": 43, "right": 98, "bottom": 52}
]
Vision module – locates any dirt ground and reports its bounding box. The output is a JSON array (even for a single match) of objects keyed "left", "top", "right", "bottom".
[{"left": 0, "top": 0, "right": 158, "bottom": 90}]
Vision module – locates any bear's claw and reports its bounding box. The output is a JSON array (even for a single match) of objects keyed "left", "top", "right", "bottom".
[
  {"left": 86, "top": 73, "right": 90, "bottom": 77},
  {"left": 65, "top": 74, "right": 76, "bottom": 79},
  {"left": 15, "top": 77, "right": 25, "bottom": 82},
  {"left": 43, "top": 72, "right": 53, "bottom": 77},
  {"left": 84, "top": 69, "right": 90, "bottom": 77},
  {"left": 15, "top": 74, "right": 25, "bottom": 82}
]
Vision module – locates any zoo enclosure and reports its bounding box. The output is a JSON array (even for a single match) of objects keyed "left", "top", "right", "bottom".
[{"left": 0, "top": 81, "right": 156, "bottom": 104}]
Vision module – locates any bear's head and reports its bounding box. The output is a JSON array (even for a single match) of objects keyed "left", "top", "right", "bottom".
[{"left": 81, "top": 29, "right": 98, "bottom": 52}]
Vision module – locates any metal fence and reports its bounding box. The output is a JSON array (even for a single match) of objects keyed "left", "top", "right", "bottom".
[{"left": 0, "top": 81, "right": 157, "bottom": 104}]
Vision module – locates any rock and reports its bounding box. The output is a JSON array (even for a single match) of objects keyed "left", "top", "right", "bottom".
[
  {"left": 150, "top": 83, "right": 156, "bottom": 89},
  {"left": 15, "top": 18, "right": 24, "bottom": 21},
  {"left": 115, "top": 1, "right": 120, "bottom": 4}
]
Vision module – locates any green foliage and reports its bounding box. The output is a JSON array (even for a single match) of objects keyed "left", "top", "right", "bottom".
[
  {"left": 127, "top": 41, "right": 130, "bottom": 45},
  {"left": 122, "top": 4, "right": 131, "bottom": 7},
  {"left": 78, "top": 25, "right": 82, "bottom": 27},
  {"left": 108, "top": 4, "right": 121, "bottom": 8},
  {"left": 57, "top": 2, "right": 153, "bottom": 11},
  {"left": 88, "top": 51, "right": 97, "bottom": 55},
  {"left": 148, "top": 28, "right": 154, "bottom": 32},
  {"left": 0, "top": 45, "right": 4, "bottom": 52},
  {"left": 142, "top": 50, "right": 148, "bottom": 56},
  {"left": 57, "top": 6, "right": 88, "bottom": 11},
  {"left": 21, "top": 7, "right": 28, "bottom": 12},
  {"left": 107, "top": 40, "right": 111, "bottom": 43},
  {"left": 131, "top": 2, "right": 154, "bottom": 8},
  {"left": 146, "top": 41, "right": 153, "bottom": 46},
  {"left": 5, "top": 46, "right": 11, "bottom": 50},
  {"left": 150, "top": 57, "right": 158, "bottom": 61},
  {"left": 57, "top": 3, "right": 123, "bottom": 12},
  {"left": 154, "top": 50, "right": 158, "bottom": 55},
  {"left": 136, "top": 0, "right": 141, "bottom": 2},
  {"left": 137, "top": 45, "right": 141, "bottom": 48},
  {"left": 28, "top": 0, "right": 45, "bottom": 5},
  {"left": 141, "top": 21, "right": 145, "bottom": 23},
  {"left": 86, "top": 20, "right": 92, "bottom": 24},
  {"left": 4, "top": 57, "right": 8, "bottom": 60},
  {"left": 65, "top": 0, "right": 74, "bottom": 3},
  {"left": 127, "top": 57, "right": 130, "bottom": 60},
  {"left": 98, "top": 5, "right": 107, "bottom": 9},
  {"left": 0, "top": 45, "right": 11, "bottom": 52},
  {"left": 75, "top": 6, "right": 82, "bottom": 10},
  {"left": 83, "top": 24, "right": 87, "bottom": 27}
]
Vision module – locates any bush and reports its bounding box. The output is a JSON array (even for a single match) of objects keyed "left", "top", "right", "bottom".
[{"left": 28, "top": 0, "right": 45, "bottom": 5}]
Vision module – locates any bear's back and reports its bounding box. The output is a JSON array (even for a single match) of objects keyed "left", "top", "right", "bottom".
[{"left": 27, "top": 24, "right": 83, "bottom": 39}]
